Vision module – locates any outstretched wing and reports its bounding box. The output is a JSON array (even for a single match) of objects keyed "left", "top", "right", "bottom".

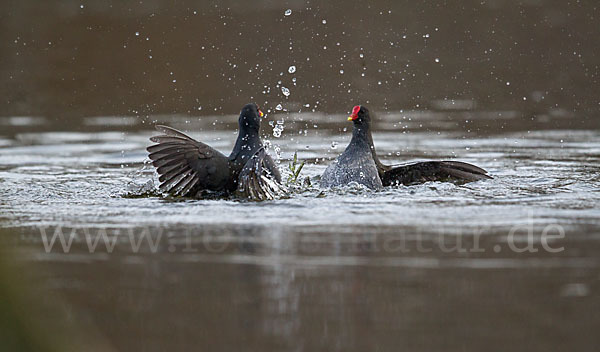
[
  {"left": 147, "top": 125, "right": 230, "bottom": 196},
  {"left": 381, "top": 160, "right": 492, "bottom": 186},
  {"left": 236, "top": 147, "right": 285, "bottom": 201}
]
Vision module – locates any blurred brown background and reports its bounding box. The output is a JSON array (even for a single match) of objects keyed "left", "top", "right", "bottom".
[
  {"left": 2, "top": 3, "right": 600, "bottom": 351},
  {"left": 0, "top": 0, "right": 598, "bottom": 119}
]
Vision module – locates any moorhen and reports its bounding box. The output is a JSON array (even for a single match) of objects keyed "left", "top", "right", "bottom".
[
  {"left": 320, "top": 105, "right": 492, "bottom": 189},
  {"left": 147, "top": 103, "right": 283, "bottom": 200}
]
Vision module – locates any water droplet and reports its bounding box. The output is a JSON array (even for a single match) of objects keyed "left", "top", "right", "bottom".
[
  {"left": 281, "top": 86, "right": 290, "bottom": 97},
  {"left": 284, "top": 9, "right": 292, "bottom": 16},
  {"left": 506, "top": 81, "right": 511, "bottom": 86},
  {"left": 272, "top": 121, "right": 285, "bottom": 138},
  {"left": 435, "top": 58, "right": 440, "bottom": 63},
  {"left": 288, "top": 65, "right": 296, "bottom": 74},
  {"left": 135, "top": 32, "right": 140, "bottom": 36},
  {"left": 339, "top": 69, "right": 344, "bottom": 74},
  {"left": 80, "top": 4, "right": 84, "bottom": 9},
  {"left": 322, "top": 19, "right": 327, "bottom": 24},
  {"left": 275, "top": 104, "right": 283, "bottom": 111},
  {"left": 359, "top": 53, "right": 364, "bottom": 58},
  {"left": 274, "top": 145, "right": 282, "bottom": 160}
]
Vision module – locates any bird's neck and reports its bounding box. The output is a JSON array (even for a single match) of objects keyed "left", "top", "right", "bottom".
[
  {"left": 349, "top": 124, "right": 382, "bottom": 165},
  {"left": 232, "top": 127, "right": 261, "bottom": 156},
  {"left": 350, "top": 124, "right": 373, "bottom": 148}
]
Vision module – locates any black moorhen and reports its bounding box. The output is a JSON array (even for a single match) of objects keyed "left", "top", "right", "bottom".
[
  {"left": 147, "top": 103, "right": 283, "bottom": 200},
  {"left": 320, "top": 105, "right": 492, "bottom": 189}
]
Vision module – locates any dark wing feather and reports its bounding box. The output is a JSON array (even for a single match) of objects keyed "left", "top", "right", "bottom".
[
  {"left": 236, "top": 147, "right": 285, "bottom": 201},
  {"left": 381, "top": 161, "right": 492, "bottom": 186},
  {"left": 147, "top": 125, "right": 230, "bottom": 196}
]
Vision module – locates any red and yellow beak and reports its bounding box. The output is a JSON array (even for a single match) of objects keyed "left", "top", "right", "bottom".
[
  {"left": 348, "top": 105, "right": 360, "bottom": 121},
  {"left": 258, "top": 109, "right": 264, "bottom": 118}
]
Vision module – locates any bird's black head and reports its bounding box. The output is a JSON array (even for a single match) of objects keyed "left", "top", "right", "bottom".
[
  {"left": 347, "top": 105, "right": 371, "bottom": 127},
  {"left": 238, "top": 103, "right": 264, "bottom": 132}
]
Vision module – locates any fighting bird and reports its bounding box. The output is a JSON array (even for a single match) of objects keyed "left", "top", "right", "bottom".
[
  {"left": 147, "top": 103, "right": 283, "bottom": 200},
  {"left": 320, "top": 105, "right": 492, "bottom": 189}
]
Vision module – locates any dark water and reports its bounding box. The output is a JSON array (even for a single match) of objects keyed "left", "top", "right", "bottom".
[
  {"left": 2, "top": 0, "right": 600, "bottom": 351},
  {"left": 1, "top": 0, "right": 599, "bottom": 119},
  {"left": 1, "top": 110, "right": 600, "bottom": 351}
]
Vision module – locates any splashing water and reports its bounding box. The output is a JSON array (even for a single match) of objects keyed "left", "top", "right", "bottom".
[
  {"left": 272, "top": 120, "right": 285, "bottom": 138},
  {"left": 1, "top": 111, "right": 600, "bottom": 352}
]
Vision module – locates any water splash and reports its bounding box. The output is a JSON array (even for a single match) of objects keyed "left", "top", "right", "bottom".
[{"left": 272, "top": 120, "right": 285, "bottom": 138}]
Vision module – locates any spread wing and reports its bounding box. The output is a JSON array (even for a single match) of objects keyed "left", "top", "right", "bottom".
[
  {"left": 236, "top": 147, "right": 285, "bottom": 201},
  {"left": 381, "top": 161, "right": 492, "bottom": 186},
  {"left": 147, "top": 125, "right": 230, "bottom": 196}
]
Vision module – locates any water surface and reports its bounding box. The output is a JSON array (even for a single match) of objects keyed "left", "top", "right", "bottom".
[{"left": 1, "top": 110, "right": 600, "bottom": 351}]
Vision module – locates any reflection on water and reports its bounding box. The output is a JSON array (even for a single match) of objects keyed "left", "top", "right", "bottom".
[{"left": 1, "top": 110, "right": 599, "bottom": 351}]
